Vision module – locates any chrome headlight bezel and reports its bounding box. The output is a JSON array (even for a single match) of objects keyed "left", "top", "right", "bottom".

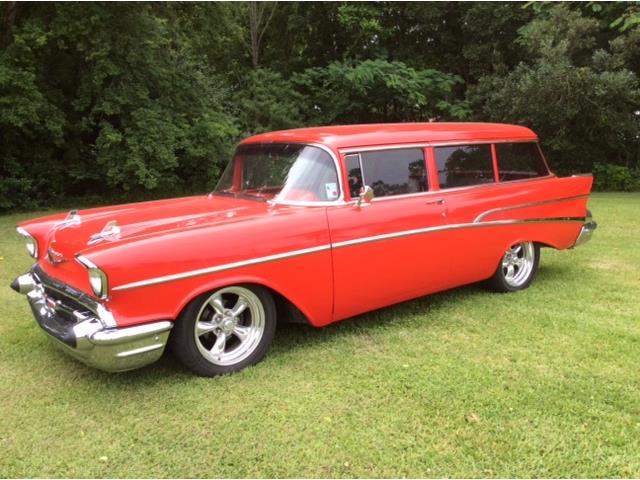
[
  {"left": 77, "top": 255, "right": 109, "bottom": 300},
  {"left": 17, "top": 227, "right": 38, "bottom": 258}
]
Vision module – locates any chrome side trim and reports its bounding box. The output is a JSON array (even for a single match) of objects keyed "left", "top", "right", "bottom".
[
  {"left": 331, "top": 217, "right": 585, "bottom": 249},
  {"left": 111, "top": 216, "right": 584, "bottom": 292},
  {"left": 474, "top": 194, "right": 589, "bottom": 222},
  {"left": 112, "top": 244, "right": 332, "bottom": 291}
]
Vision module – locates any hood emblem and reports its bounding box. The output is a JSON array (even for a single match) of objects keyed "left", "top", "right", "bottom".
[
  {"left": 56, "top": 209, "right": 82, "bottom": 230},
  {"left": 88, "top": 220, "right": 121, "bottom": 245},
  {"left": 47, "top": 245, "right": 66, "bottom": 264}
]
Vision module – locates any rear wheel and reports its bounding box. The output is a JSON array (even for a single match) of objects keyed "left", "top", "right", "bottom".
[
  {"left": 487, "top": 241, "right": 540, "bottom": 292},
  {"left": 171, "top": 285, "right": 276, "bottom": 376}
]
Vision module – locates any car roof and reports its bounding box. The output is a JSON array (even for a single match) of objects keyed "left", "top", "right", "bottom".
[{"left": 240, "top": 122, "right": 538, "bottom": 150}]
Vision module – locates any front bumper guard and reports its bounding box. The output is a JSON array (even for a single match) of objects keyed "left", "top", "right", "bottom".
[{"left": 11, "top": 268, "right": 172, "bottom": 372}]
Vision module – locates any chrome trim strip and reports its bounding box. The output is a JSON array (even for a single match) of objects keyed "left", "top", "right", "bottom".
[
  {"left": 116, "top": 343, "right": 165, "bottom": 358},
  {"left": 76, "top": 255, "right": 98, "bottom": 269},
  {"left": 473, "top": 194, "right": 589, "bottom": 222},
  {"left": 112, "top": 244, "right": 332, "bottom": 291},
  {"left": 341, "top": 173, "right": 556, "bottom": 202},
  {"left": 111, "top": 216, "right": 584, "bottom": 292},
  {"left": 17, "top": 226, "right": 38, "bottom": 258},
  {"left": 331, "top": 217, "right": 585, "bottom": 249},
  {"left": 91, "top": 320, "right": 173, "bottom": 345}
]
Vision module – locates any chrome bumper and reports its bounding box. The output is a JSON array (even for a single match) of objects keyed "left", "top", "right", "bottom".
[
  {"left": 11, "top": 266, "right": 172, "bottom": 372},
  {"left": 573, "top": 210, "right": 597, "bottom": 248}
]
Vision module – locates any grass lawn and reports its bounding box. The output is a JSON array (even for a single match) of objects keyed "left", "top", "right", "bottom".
[{"left": 0, "top": 192, "right": 639, "bottom": 478}]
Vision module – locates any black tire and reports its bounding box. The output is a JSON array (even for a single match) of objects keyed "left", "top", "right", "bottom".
[
  {"left": 486, "top": 241, "right": 540, "bottom": 293},
  {"left": 170, "top": 284, "right": 276, "bottom": 376}
]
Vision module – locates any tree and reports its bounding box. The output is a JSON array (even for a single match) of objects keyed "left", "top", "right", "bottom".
[
  {"left": 247, "top": 1, "right": 277, "bottom": 68},
  {"left": 469, "top": 4, "right": 640, "bottom": 175},
  {"left": 293, "top": 59, "right": 469, "bottom": 125}
]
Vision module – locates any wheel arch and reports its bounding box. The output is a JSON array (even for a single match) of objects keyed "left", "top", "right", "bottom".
[{"left": 172, "top": 275, "right": 314, "bottom": 327}]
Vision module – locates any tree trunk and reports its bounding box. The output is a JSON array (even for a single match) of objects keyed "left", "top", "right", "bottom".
[
  {"left": 1, "top": 1, "right": 18, "bottom": 49},
  {"left": 247, "top": 1, "right": 276, "bottom": 69}
]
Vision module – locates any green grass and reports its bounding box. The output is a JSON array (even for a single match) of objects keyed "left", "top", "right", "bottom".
[{"left": 1, "top": 192, "right": 639, "bottom": 478}]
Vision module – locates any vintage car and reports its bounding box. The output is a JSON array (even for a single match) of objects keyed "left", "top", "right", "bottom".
[{"left": 11, "top": 123, "right": 596, "bottom": 376}]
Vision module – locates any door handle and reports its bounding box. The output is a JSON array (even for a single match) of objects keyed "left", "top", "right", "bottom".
[{"left": 425, "top": 198, "right": 445, "bottom": 206}]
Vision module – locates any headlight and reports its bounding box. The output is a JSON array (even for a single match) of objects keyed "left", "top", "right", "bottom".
[
  {"left": 17, "top": 227, "right": 38, "bottom": 258},
  {"left": 77, "top": 256, "right": 109, "bottom": 299},
  {"left": 88, "top": 269, "right": 108, "bottom": 298}
]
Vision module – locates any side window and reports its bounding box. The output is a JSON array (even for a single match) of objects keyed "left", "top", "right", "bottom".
[
  {"left": 435, "top": 144, "right": 494, "bottom": 189},
  {"left": 345, "top": 154, "right": 363, "bottom": 199},
  {"left": 356, "top": 148, "right": 427, "bottom": 198},
  {"left": 496, "top": 142, "right": 549, "bottom": 181}
]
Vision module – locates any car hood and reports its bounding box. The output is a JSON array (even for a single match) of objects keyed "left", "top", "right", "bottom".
[{"left": 44, "top": 195, "right": 269, "bottom": 261}]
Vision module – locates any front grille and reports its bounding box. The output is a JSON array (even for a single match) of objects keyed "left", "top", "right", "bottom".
[{"left": 42, "top": 286, "right": 93, "bottom": 324}]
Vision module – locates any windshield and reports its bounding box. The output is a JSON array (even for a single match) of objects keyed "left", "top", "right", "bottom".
[{"left": 213, "top": 143, "right": 341, "bottom": 203}]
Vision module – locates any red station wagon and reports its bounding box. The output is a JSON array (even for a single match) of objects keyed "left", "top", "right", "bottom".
[{"left": 11, "top": 123, "right": 597, "bottom": 376}]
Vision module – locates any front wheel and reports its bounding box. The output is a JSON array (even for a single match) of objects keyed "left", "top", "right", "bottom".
[
  {"left": 170, "top": 285, "right": 276, "bottom": 376},
  {"left": 486, "top": 241, "right": 540, "bottom": 292}
]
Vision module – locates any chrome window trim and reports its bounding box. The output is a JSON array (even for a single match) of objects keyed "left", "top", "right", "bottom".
[
  {"left": 434, "top": 142, "right": 496, "bottom": 190},
  {"left": 340, "top": 141, "right": 552, "bottom": 195},
  {"left": 339, "top": 138, "right": 538, "bottom": 154},
  {"left": 369, "top": 191, "right": 436, "bottom": 203},
  {"left": 344, "top": 153, "right": 366, "bottom": 200},
  {"left": 111, "top": 213, "right": 585, "bottom": 292},
  {"left": 345, "top": 147, "right": 429, "bottom": 200},
  {"left": 264, "top": 142, "right": 347, "bottom": 207},
  {"left": 341, "top": 170, "right": 555, "bottom": 202}
]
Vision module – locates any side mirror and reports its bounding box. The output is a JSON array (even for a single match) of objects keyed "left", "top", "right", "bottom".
[{"left": 357, "top": 185, "right": 374, "bottom": 207}]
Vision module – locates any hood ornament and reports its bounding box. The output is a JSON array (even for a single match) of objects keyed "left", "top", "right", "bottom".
[
  {"left": 88, "top": 220, "right": 121, "bottom": 245},
  {"left": 56, "top": 209, "right": 82, "bottom": 230}
]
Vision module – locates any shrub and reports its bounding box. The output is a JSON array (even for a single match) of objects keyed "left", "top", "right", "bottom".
[{"left": 593, "top": 163, "right": 640, "bottom": 191}]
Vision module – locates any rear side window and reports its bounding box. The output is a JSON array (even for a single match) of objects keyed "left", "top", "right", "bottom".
[
  {"left": 435, "top": 144, "right": 495, "bottom": 189},
  {"left": 346, "top": 149, "right": 427, "bottom": 199},
  {"left": 496, "top": 142, "right": 549, "bottom": 181}
]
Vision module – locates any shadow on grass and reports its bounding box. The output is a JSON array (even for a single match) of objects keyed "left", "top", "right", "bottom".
[
  {"left": 45, "top": 262, "right": 579, "bottom": 388},
  {"left": 55, "top": 284, "right": 487, "bottom": 386}
]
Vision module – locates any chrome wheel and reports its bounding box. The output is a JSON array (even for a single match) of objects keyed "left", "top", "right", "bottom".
[
  {"left": 194, "top": 286, "right": 265, "bottom": 366},
  {"left": 501, "top": 242, "right": 535, "bottom": 288}
]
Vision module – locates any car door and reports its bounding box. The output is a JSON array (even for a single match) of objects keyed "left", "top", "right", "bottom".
[{"left": 327, "top": 147, "right": 450, "bottom": 321}]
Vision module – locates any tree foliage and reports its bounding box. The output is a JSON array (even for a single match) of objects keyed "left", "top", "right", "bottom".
[
  {"left": 1, "top": 2, "right": 639, "bottom": 210},
  {"left": 470, "top": 5, "right": 640, "bottom": 175}
]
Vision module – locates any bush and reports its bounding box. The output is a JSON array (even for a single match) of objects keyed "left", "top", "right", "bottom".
[{"left": 593, "top": 163, "right": 640, "bottom": 191}]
